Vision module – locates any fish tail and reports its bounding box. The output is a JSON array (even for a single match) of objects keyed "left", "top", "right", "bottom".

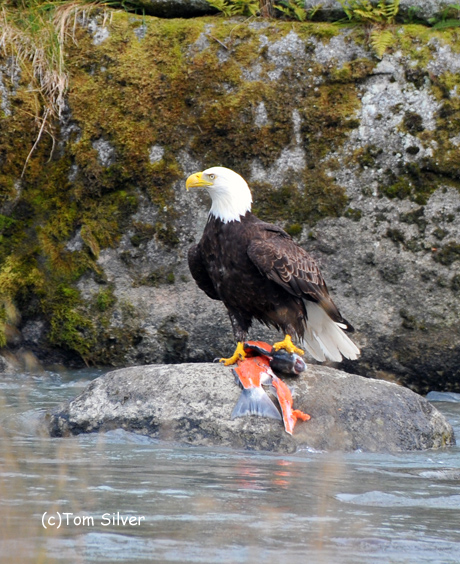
[{"left": 231, "top": 387, "right": 282, "bottom": 420}]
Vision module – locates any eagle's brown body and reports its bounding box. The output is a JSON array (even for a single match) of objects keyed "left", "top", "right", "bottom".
[
  {"left": 188, "top": 211, "right": 350, "bottom": 343},
  {"left": 186, "top": 166, "right": 359, "bottom": 362}
]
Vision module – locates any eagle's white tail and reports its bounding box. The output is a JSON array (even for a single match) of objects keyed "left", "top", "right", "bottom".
[{"left": 302, "top": 301, "right": 360, "bottom": 362}]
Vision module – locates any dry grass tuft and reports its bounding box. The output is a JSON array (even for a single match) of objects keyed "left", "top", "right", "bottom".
[{"left": 0, "top": 1, "right": 114, "bottom": 174}]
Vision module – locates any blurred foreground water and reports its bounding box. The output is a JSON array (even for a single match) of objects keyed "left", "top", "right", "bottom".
[{"left": 0, "top": 368, "right": 459, "bottom": 564}]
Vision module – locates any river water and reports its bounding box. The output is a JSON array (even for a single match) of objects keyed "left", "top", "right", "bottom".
[{"left": 0, "top": 368, "right": 459, "bottom": 564}]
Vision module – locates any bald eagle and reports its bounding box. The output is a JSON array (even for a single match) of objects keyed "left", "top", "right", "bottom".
[{"left": 186, "top": 166, "right": 360, "bottom": 365}]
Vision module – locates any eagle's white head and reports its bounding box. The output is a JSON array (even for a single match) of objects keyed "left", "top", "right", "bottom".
[{"left": 186, "top": 166, "right": 252, "bottom": 223}]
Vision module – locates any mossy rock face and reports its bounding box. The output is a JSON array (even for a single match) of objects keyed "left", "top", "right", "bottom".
[{"left": 0, "top": 12, "right": 460, "bottom": 392}]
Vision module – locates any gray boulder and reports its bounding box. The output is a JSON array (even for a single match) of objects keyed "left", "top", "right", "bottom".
[
  {"left": 306, "top": 0, "right": 458, "bottom": 22},
  {"left": 47, "top": 363, "right": 455, "bottom": 453},
  {"left": 0, "top": 354, "right": 15, "bottom": 374},
  {"left": 130, "top": 0, "right": 216, "bottom": 18},
  {"left": 109, "top": 0, "right": 459, "bottom": 21}
]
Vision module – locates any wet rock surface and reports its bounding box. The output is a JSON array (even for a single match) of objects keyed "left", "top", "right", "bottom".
[{"left": 47, "top": 363, "right": 455, "bottom": 453}]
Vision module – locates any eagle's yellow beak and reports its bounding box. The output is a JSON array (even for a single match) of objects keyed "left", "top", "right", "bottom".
[{"left": 185, "top": 171, "right": 213, "bottom": 191}]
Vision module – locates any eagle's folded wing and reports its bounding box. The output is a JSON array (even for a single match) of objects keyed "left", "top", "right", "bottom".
[{"left": 247, "top": 233, "right": 352, "bottom": 330}]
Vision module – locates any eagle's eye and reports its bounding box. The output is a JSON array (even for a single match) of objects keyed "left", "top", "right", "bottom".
[{"left": 209, "top": 173, "right": 216, "bottom": 180}]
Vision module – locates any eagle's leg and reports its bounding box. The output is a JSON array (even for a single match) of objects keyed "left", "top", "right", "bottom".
[
  {"left": 273, "top": 334, "right": 304, "bottom": 356},
  {"left": 219, "top": 341, "right": 246, "bottom": 366},
  {"left": 219, "top": 310, "right": 249, "bottom": 366}
]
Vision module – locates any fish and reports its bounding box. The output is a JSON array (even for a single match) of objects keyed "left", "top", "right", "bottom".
[
  {"left": 231, "top": 355, "right": 281, "bottom": 421},
  {"left": 243, "top": 341, "right": 306, "bottom": 376},
  {"left": 270, "top": 375, "right": 311, "bottom": 435},
  {"left": 242, "top": 340, "right": 273, "bottom": 357},
  {"left": 231, "top": 341, "right": 311, "bottom": 432},
  {"left": 269, "top": 349, "right": 306, "bottom": 376}
]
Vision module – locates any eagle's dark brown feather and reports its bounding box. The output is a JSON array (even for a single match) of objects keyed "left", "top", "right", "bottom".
[
  {"left": 188, "top": 244, "right": 220, "bottom": 301},
  {"left": 247, "top": 235, "right": 345, "bottom": 325},
  {"left": 188, "top": 211, "right": 351, "bottom": 343}
]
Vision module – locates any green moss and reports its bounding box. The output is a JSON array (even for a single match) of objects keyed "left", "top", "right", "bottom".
[
  {"left": 432, "top": 241, "right": 460, "bottom": 266},
  {"left": 327, "top": 58, "right": 375, "bottom": 83},
  {"left": 158, "top": 315, "right": 189, "bottom": 363},
  {"left": 300, "top": 22, "right": 340, "bottom": 40},
  {"left": 400, "top": 308, "right": 418, "bottom": 330},
  {"left": 355, "top": 145, "right": 383, "bottom": 168},
  {"left": 405, "top": 238, "right": 422, "bottom": 252},
  {"left": 404, "top": 66, "right": 428, "bottom": 89},
  {"left": 83, "top": 296, "right": 145, "bottom": 366},
  {"left": 0, "top": 256, "right": 45, "bottom": 315},
  {"left": 284, "top": 223, "right": 302, "bottom": 237},
  {"left": 252, "top": 168, "right": 348, "bottom": 227},
  {"left": 386, "top": 227, "right": 405, "bottom": 244},
  {"left": 380, "top": 178, "right": 412, "bottom": 199},
  {"left": 344, "top": 207, "right": 362, "bottom": 221},
  {"left": 45, "top": 283, "right": 96, "bottom": 361},
  {"left": 131, "top": 219, "right": 179, "bottom": 250},
  {"left": 451, "top": 274, "right": 460, "bottom": 292},
  {"left": 0, "top": 214, "right": 15, "bottom": 231},
  {"left": 400, "top": 206, "right": 427, "bottom": 231},
  {"left": 422, "top": 71, "right": 460, "bottom": 186},
  {"left": 380, "top": 163, "right": 441, "bottom": 205},
  {"left": 189, "top": 80, "right": 294, "bottom": 170},
  {"left": 379, "top": 263, "right": 405, "bottom": 284},
  {"left": 154, "top": 221, "right": 180, "bottom": 248},
  {"left": 96, "top": 287, "right": 116, "bottom": 312},
  {"left": 381, "top": 31, "right": 460, "bottom": 204},
  {"left": 433, "top": 227, "right": 448, "bottom": 240},
  {"left": 137, "top": 267, "right": 176, "bottom": 287},
  {"left": 130, "top": 222, "right": 157, "bottom": 247},
  {"left": 396, "top": 25, "right": 435, "bottom": 66},
  {"left": 437, "top": 275, "right": 449, "bottom": 288},
  {"left": 401, "top": 110, "right": 424, "bottom": 135}
]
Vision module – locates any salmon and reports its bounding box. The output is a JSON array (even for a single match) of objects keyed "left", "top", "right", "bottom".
[
  {"left": 231, "top": 341, "right": 310, "bottom": 432},
  {"left": 243, "top": 341, "right": 306, "bottom": 376},
  {"left": 231, "top": 355, "right": 281, "bottom": 420},
  {"left": 271, "top": 375, "right": 311, "bottom": 435}
]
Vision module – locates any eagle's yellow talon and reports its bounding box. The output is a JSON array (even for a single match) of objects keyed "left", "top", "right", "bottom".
[
  {"left": 273, "top": 334, "right": 304, "bottom": 356},
  {"left": 219, "top": 341, "right": 246, "bottom": 366}
]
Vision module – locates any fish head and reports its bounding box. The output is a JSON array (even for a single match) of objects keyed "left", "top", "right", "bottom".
[{"left": 269, "top": 350, "right": 306, "bottom": 376}]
